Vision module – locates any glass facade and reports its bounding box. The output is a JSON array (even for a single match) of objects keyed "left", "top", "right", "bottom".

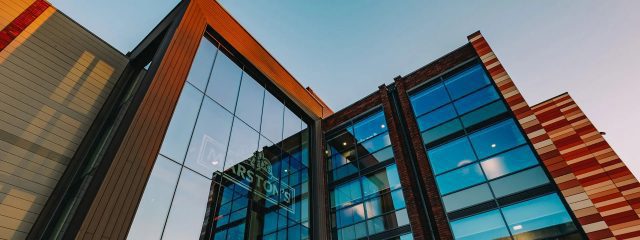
[
  {"left": 325, "top": 110, "right": 413, "bottom": 240},
  {"left": 128, "top": 35, "right": 310, "bottom": 240},
  {"left": 409, "top": 63, "right": 583, "bottom": 239}
]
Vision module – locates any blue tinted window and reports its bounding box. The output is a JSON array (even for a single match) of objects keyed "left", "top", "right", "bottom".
[
  {"left": 460, "top": 100, "right": 508, "bottom": 128},
  {"left": 416, "top": 104, "right": 457, "bottom": 131},
  {"left": 332, "top": 180, "right": 362, "bottom": 207},
  {"left": 410, "top": 83, "right": 450, "bottom": 116},
  {"left": 352, "top": 111, "right": 387, "bottom": 143},
  {"left": 469, "top": 119, "right": 526, "bottom": 159},
  {"left": 480, "top": 145, "right": 539, "bottom": 179},
  {"left": 357, "top": 132, "right": 391, "bottom": 156},
  {"left": 436, "top": 163, "right": 485, "bottom": 195},
  {"left": 206, "top": 50, "right": 242, "bottom": 111},
  {"left": 234, "top": 73, "right": 264, "bottom": 129},
  {"left": 359, "top": 146, "right": 394, "bottom": 170},
  {"left": 224, "top": 118, "right": 259, "bottom": 170},
  {"left": 422, "top": 119, "right": 463, "bottom": 145},
  {"left": 453, "top": 86, "right": 500, "bottom": 114},
  {"left": 450, "top": 210, "right": 511, "bottom": 240},
  {"left": 362, "top": 164, "right": 401, "bottom": 197},
  {"left": 490, "top": 167, "right": 550, "bottom": 198},
  {"left": 444, "top": 64, "right": 491, "bottom": 100},
  {"left": 428, "top": 137, "right": 477, "bottom": 174},
  {"left": 261, "top": 93, "right": 284, "bottom": 143},
  {"left": 442, "top": 184, "right": 493, "bottom": 212},
  {"left": 159, "top": 84, "right": 203, "bottom": 162},
  {"left": 336, "top": 204, "right": 365, "bottom": 227},
  {"left": 186, "top": 37, "right": 217, "bottom": 90},
  {"left": 184, "top": 97, "right": 233, "bottom": 177},
  {"left": 501, "top": 194, "right": 576, "bottom": 239}
]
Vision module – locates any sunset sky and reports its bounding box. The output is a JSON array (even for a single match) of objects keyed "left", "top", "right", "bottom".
[{"left": 50, "top": 0, "right": 640, "bottom": 177}]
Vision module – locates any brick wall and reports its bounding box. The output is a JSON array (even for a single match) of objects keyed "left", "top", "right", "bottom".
[{"left": 532, "top": 93, "right": 640, "bottom": 239}]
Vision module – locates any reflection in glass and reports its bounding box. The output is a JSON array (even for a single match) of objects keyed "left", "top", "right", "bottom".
[
  {"left": 450, "top": 210, "right": 511, "bottom": 240},
  {"left": 416, "top": 104, "right": 457, "bottom": 131},
  {"left": 481, "top": 145, "right": 538, "bottom": 179},
  {"left": 502, "top": 194, "right": 577, "bottom": 239},
  {"left": 469, "top": 119, "right": 526, "bottom": 159},
  {"left": 442, "top": 183, "right": 493, "bottom": 212},
  {"left": 460, "top": 100, "right": 507, "bottom": 129},
  {"left": 443, "top": 64, "right": 491, "bottom": 100},
  {"left": 159, "top": 83, "right": 203, "bottom": 162},
  {"left": 410, "top": 83, "right": 451, "bottom": 116},
  {"left": 490, "top": 167, "right": 549, "bottom": 198},
  {"left": 127, "top": 156, "right": 180, "bottom": 240},
  {"left": 234, "top": 73, "right": 264, "bottom": 129},
  {"left": 206, "top": 50, "right": 242, "bottom": 111},
  {"left": 453, "top": 86, "right": 500, "bottom": 114},
  {"left": 352, "top": 111, "right": 387, "bottom": 143},
  {"left": 261, "top": 93, "right": 284, "bottom": 143},
  {"left": 224, "top": 118, "right": 259, "bottom": 170},
  {"left": 421, "top": 118, "right": 463, "bottom": 145},
  {"left": 186, "top": 36, "right": 217, "bottom": 90},
  {"left": 436, "top": 163, "right": 485, "bottom": 195},
  {"left": 357, "top": 132, "right": 391, "bottom": 156},
  {"left": 184, "top": 98, "right": 233, "bottom": 177},
  {"left": 162, "top": 169, "right": 212, "bottom": 240},
  {"left": 428, "top": 137, "right": 477, "bottom": 174}
]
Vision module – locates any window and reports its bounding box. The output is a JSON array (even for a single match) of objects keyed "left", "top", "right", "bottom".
[
  {"left": 443, "top": 64, "right": 491, "bottom": 100},
  {"left": 184, "top": 97, "right": 233, "bottom": 177},
  {"left": 206, "top": 50, "right": 242, "bottom": 111},
  {"left": 469, "top": 119, "right": 526, "bottom": 159},
  {"left": 502, "top": 194, "right": 577, "bottom": 239},
  {"left": 436, "top": 163, "right": 485, "bottom": 195},
  {"left": 460, "top": 100, "right": 508, "bottom": 129},
  {"left": 234, "top": 72, "right": 264, "bottom": 129},
  {"left": 356, "top": 132, "right": 391, "bottom": 156},
  {"left": 480, "top": 145, "right": 538, "bottom": 180},
  {"left": 332, "top": 180, "right": 362, "bottom": 207},
  {"left": 159, "top": 83, "right": 203, "bottom": 162},
  {"left": 416, "top": 104, "right": 457, "bottom": 131},
  {"left": 186, "top": 36, "right": 217, "bottom": 90},
  {"left": 127, "top": 156, "right": 180, "bottom": 240},
  {"left": 131, "top": 35, "right": 311, "bottom": 240},
  {"left": 453, "top": 86, "right": 500, "bottom": 114},
  {"left": 490, "top": 167, "right": 549, "bottom": 198},
  {"left": 410, "top": 83, "right": 450, "bottom": 116},
  {"left": 361, "top": 164, "right": 401, "bottom": 197},
  {"left": 442, "top": 184, "right": 493, "bottom": 212},
  {"left": 352, "top": 111, "right": 387, "bottom": 143},
  {"left": 450, "top": 210, "right": 511, "bottom": 240},
  {"left": 421, "top": 118, "right": 463, "bottom": 145},
  {"left": 427, "top": 137, "right": 477, "bottom": 174}
]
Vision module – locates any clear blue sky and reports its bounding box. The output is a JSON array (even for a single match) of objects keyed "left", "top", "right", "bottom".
[{"left": 49, "top": 0, "right": 640, "bottom": 177}]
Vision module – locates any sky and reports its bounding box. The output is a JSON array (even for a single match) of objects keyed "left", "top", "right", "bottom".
[{"left": 49, "top": 0, "right": 640, "bottom": 178}]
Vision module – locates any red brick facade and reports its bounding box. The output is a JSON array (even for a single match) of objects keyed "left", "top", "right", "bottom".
[{"left": 532, "top": 93, "right": 640, "bottom": 239}]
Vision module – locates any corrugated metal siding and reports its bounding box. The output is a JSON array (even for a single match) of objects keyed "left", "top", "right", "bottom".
[{"left": 0, "top": 1, "right": 128, "bottom": 239}]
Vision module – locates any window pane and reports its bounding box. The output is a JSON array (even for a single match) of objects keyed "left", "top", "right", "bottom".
[
  {"left": 356, "top": 132, "right": 391, "bottom": 157},
  {"left": 416, "top": 104, "right": 457, "bottom": 131},
  {"left": 359, "top": 146, "right": 394, "bottom": 170},
  {"left": 330, "top": 163, "right": 357, "bottom": 183},
  {"left": 206, "top": 50, "right": 242, "bottom": 111},
  {"left": 336, "top": 204, "right": 365, "bottom": 227},
  {"left": 261, "top": 92, "right": 284, "bottom": 143},
  {"left": 450, "top": 210, "right": 511, "bottom": 240},
  {"left": 442, "top": 183, "right": 493, "bottom": 212},
  {"left": 283, "top": 107, "right": 302, "bottom": 141},
  {"left": 453, "top": 86, "right": 500, "bottom": 114},
  {"left": 127, "top": 156, "right": 180, "bottom": 240},
  {"left": 490, "top": 167, "right": 550, "bottom": 198},
  {"left": 444, "top": 64, "right": 491, "bottom": 100},
  {"left": 469, "top": 119, "right": 526, "bottom": 159},
  {"left": 364, "top": 190, "right": 405, "bottom": 218},
  {"left": 362, "top": 164, "right": 400, "bottom": 197},
  {"left": 460, "top": 100, "right": 508, "bottom": 129},
  {"left": 224, "top": 118, "right": 259, "bottom": 170},
  {"left": 186, "top": 36, "right": 217, "bottom": 90},
  {"left": 367, "top": 209, "right": 409, "bottom": 235},
  {"left": 234, "top": 73, "right": 264, "bottom": 130},
  {"left": 436, "top": 163, "right": 485, "bottom": 195},
  {"left": 184, "top": 98, "right": 233, "bottom": 177},
  {"left": 481, "top": 145, "right": 539, "bottom": 179},
  {"left": 331, "top": 179, "right": 362, "bottom": 207},
  {"left": 501, "top": 194, "right": 577, "bottom": 239},
  {"left": 427, "top": 137, "right": 477, "bottom": 174},
  {"left": 422, "top": 119, "right": 463, "bottom": 145},
  {"left": 162, "top": 169, "right": 212, "bottom": 240},
  {"left": 352, "top": 111, "right": 387, "bottom": 143},
  {"left": 410, "top": 83, "right": 450, "bottom": 116},
  {"left": 329, "top": 148, "right": 356, "bottom": 171},
  {"left": 160, "top": 83, "right": 203, "bottom": 162}
]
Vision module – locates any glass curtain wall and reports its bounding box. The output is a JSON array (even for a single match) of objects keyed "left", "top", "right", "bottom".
[
  {"left": 408, "top": 63, "right": 583, "bottom": 240},
  {"left": 325, "top": 110, "right": 413, "bottom": 240},
  {"left": 127, "top": 35, "right": 310, "bottom": 240}
]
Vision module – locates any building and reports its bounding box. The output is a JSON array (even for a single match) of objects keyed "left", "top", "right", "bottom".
[{"left": 1, "top": 0, "right": 639, "bottom": 239}]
